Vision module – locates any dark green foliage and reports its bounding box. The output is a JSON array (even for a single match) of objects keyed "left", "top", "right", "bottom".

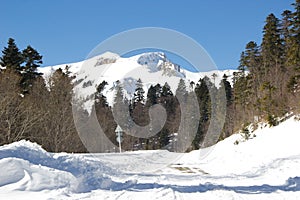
[
  {"left": 241, "top": 127, "right": 250, "bottom": 141},
  {"left": 95, "top": 81, "right": 109, "bottom": 107},
  {"left": 22, "top": 45, "right": 43, "bottom": 73},
  {"left": 261, "top": 13, "right": 283, "bottom": 72},
  {"left": 113, "top": 80, "right": 131, "bottom": 131},
  {"left": 267, "top": 115, "right": 279, "bottom": 127},
  {"left": 281, "top": 10, "right": 293, "bottom": 53},
  {"left": 286, "top": 1, "right": 300, "bottom": 92},
  {"left": 233, "top": 0, "right": 300, "bottom": 131},
  {"left": 0, "top": 38, "right": 23, "bottom": 70},
  {"left": 0, "top": 38, "right": 43, "bottom": 94},
  {"left": 195, "top": 77, "right": 211, "bottom": 122},
  {"left": 219, "top": 75, "right": 234, "bottom": 140},
  {"left": 175, "top": 79, "right": 187, "bottom": 100},
  {"left": 133, "top": 78, "right": 145, "bottom": 104},
  {"left": 158, "top": 128, "right": 170, "bottom": 148},
  {"left": 21, "top": 45, "right": 43, "bottom": 93},
  {"left": 192, "top": 77, "right": 211, "bottom": 149},
  {"left": 3, "top": 0, "right": 300, "bottom": 153},
  {"left": 161, "top": 82, "right": 173, "bottom": 97},
  {"left": 95, "top": 81, "right": 117, "bottom": 149},
  {"left": 131, "top": 79, "right": 148, "bottom": 149},
  {"left": 239, "top": 41, "right": 260, "bottom": 74},
  {"left": 222, "top": 75, "right": 233, "bottom": 106},
  {"left": 287, "top": 74, "right": 300, "bottom": 93},
  {"left": 158, "top": 82, "right": 178, "bottom": 149},
  {"left": 146, "top": 84, "right": 161, "bottom": 106}
]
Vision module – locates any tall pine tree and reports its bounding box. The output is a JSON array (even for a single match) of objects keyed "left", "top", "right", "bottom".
[
  {"left": 261, "top": 13, "right": 286, "bottom": 116},
  {"left": 287, "top": 0, "right": 300, "bottom": 94},
  {"left": 21, "top": 45, "right": 43, "bottom": 93},
  {"left": 0, "top": 38, "right": 23, "bottom": 71}
]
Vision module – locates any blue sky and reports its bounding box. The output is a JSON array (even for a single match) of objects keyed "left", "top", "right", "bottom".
[{"left": 0, "top": 0, "right": 294, "bottom": 70}]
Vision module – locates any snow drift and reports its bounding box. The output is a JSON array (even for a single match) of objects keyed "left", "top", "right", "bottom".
[
  {"left": 0, "top": 140, "right": 122, "bottom": 193},
  {"left": 0, "top": 116, "right": 300, "bottom": 199}
]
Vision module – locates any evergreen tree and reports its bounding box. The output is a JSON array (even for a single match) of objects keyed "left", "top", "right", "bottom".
[
  {"left": 158, "top": 82, "right": 172, "bottom": 148},
  {"left": 145, "top": 84, "right": 162, "bottom": 150},
  {"left": 161, "top": 82, "right": 173, "bottom": 97},
  {"left": 261, "top": 13, "right": 286, "bottom": 116},
  {"left": 291, "top": 0, "right": 300, "bottom": 50},
  {"left": 133, "top": 78, "right": 145, "bottom": 105},
  {"left": 189, "top": 81, "right": 195, "bottom": 90},
  {"left": 174, "top": 78, "right": 199, "bottom": 152},
  {"left": 160, "top": 82, "right": 177, "bottom": 119},
  {"left": 287, "top": 0, "right": 300, "bottom": 93},
  {"left": 261, "top": 14, "right": 283, "bottom": 77},
  {"left": 211, "top": 73, "right": 218, "bottom": 85},
  {"left": 233, "top": 69, "right": 256, "bottom": 127},
  {"left": 281, "top": 10, "right": 293, "bottom": 51},
  {"left": 237, "top": 42, "right": 262, "bottom": 119},
  {"left": 155, "top": 82, "right": 178, "bottom": 149},
  {"left": 131, "top": 79, "right": 149, "bottom": 149},
  {"left": 193, "top": 77, "right": 211, "bottom": 149},
  {"left": 21, "top": 45, "right": 43, "bottom": 92},
  {"left": 238, "top": 52, "right": 247, "bottom": 73},
  {"left": 113, "top": 81, "right": 128, "bottom": 128},
  {"left": 94, "top": 80, "right": 117, "bottom": 149},
  {"left": 95, "top": 81, "right": 109, "bottom": 107},
  {"left": 158, "top": 128, "right": 170, "bottom": 149},
  {"left": 222, "top": 74, "right": 233, "bottom": 106},
  {"left": 175, "top": 79, "right": 187, "bottom": 101},
  {"left": 240, "top": 41, "right": 261, "bottom": 76},
  {"left": 220, "top": 75, "right": 234, "bottom": 139},
  {"left": 173, "top": 79, "right": 188, "bottom": 151},
  {"left": 281, "top": 10, "right": 293, "bottom": 87},
  {"left": 0, "top": 38, "right": 23, "bottom": 71},
  {"left": 146, "top": 85, "right": 158, "bottom": 106},
  {"left": 112, "top": 81, "right": 135, "bottom": 151}
]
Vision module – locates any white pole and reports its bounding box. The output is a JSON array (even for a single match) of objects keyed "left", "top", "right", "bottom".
[{"left": 118, "top": 131, "right": 122, "bottom": 153}]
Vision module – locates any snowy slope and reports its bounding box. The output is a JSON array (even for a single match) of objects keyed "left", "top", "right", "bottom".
[
  {"left": 1, "top": 116, "right": 300, "bottom": 199},
  {"left": 40, "top": 52, "right": 236, "bottom": 107}
]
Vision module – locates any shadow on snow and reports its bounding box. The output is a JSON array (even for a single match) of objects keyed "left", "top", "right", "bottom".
[
  {"left": 1, "top": 142, "right": 300, "bottom": 194},
  {"left": 120, "top": 176, "right": 300, "bottom": 194}
]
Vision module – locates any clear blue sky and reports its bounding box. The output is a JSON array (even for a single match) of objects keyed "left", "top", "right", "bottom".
[{"left": 0, "top": 0, "right": 294, "bottom": 70}]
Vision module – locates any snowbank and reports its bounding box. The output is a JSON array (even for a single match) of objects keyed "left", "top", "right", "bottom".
[
  {"left": 0, "top": 117, "right": 300, "bottom": 199},
  {"left": 178, "top": 116, "right": 300, "bottom": 184},
  {"left": 0, "top": 140, "right": 119, "bottom": 193}
]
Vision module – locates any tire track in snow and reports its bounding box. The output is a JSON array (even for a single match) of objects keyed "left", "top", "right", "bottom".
[{"left": 114, "top": 190, "right": 127, "bottom": 200}]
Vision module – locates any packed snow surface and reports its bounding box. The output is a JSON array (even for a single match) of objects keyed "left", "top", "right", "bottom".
[{"left": 1, "top": 117, "right": 300, "bottom": 199}]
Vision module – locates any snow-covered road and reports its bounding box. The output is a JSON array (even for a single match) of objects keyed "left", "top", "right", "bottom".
[{"left": 1, "top": 117, "right": 300, "bottom": 199}]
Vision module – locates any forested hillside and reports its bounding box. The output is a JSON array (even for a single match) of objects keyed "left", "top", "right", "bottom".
[{"left": 233, "top": 0, "right": 300, "bottom": 128}]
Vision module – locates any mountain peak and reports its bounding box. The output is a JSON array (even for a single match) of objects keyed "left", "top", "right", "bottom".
[
  {"left": 41, "top": 51, "right": 237, "bottom": 111},
  {"left": 137, "top": 52, "right": 166, "bottom": 67}
]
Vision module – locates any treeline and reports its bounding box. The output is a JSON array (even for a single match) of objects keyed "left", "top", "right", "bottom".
[
  {"left": 0, "top": 38, "right": 87, "bottom": 152},
  {"left": 1, "top": 0, "right": 300, "bottom": 153},
  {"left": 89, "top": 0, "right": 300, "bottom": 151},
  {"left": 233, "top": 0, "right": 300, "bottom": 128},
  {"left": 0, "top": 37, "right": 232, "bottom": 152},
  {"left": 91, "top": 75, "right": 232, "bottom": 152}
]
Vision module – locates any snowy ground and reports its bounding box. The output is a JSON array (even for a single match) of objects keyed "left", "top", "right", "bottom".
[{"left": 1, "top": 117, "right": 300, "bottom": 199}]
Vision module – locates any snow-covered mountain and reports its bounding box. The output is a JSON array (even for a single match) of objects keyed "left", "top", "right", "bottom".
[
  {"left": 1, "top": 116, "right": 300, "bottom": 199},
  {"left": 40, "top": 52, "right": 236, "bottom": 107}
]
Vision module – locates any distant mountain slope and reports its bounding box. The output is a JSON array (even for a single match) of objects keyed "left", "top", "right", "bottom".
[{"left": 40, "top": 52, "right": 236, "bottom": 107}]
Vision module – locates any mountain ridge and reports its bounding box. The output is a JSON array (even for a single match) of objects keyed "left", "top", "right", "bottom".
[{"left": 39, "top": 51, "right": 237, "bottom": 107}]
